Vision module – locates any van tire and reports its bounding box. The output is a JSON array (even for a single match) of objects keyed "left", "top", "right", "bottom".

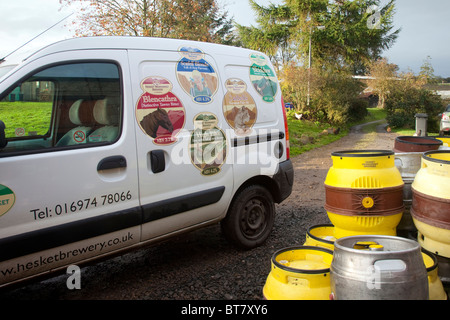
[{"left": 221, "top": 185, "right": 275, "bottom": 250}]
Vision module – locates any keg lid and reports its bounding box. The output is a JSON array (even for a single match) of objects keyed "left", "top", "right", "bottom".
[
  {"left": 423, "top": 150, "right": 450, "bottom": 165},
  {"left": 331, "top": 150, "right": 394, "bottom": 158},
  {"left": 334, "top": 235, "right": 421, "bottom": 254},
  {"left": 394, "top": 136, "right": 442, "bottom": 153},
  {"left": 306, "top": 224, "right": 335, "bottom": 245},
  {"left": 272, "top": 246, "right": 334, "bottom": 274}
]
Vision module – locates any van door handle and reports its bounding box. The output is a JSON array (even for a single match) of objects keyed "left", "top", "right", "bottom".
[
  {"left": 97, "top": 155, "right": 127, "bottom": 171},
  {"left": 150, "top": 150, "right": 165, "bottom": 173}
]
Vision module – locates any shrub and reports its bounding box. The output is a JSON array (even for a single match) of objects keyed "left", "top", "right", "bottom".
[
  {"left": 313, "top": 71, "right": 367, "bottom": 125},
  {"left": 281, "top": 65, "right": 367, "bottom": 125},
  {"left": 385, "top": 76, "right": 443, "bottom": 132}
]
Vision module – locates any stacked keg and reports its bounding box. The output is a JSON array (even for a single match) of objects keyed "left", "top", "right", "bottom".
[
  {"left": 263, "top": 246, "right": 333, "bottom": 300},
  {"left": 324, "top": 150, "right": 404, "bottom": 238},
  {"left": 330, "top": 235, "right": 429, "bottom": 300},
  {"left": 394, "top": 136, "right": 442, "bottom": 238},
  {"left": 263, "top": 142, "right": 448, "bottom": 300},
  {"left": 411, "top": 150, "right": 450, "bottom": 284}
]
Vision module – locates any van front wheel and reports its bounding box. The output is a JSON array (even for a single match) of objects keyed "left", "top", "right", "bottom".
[{"left": 221, "top": 185, "right": 275, "bottom": 249}]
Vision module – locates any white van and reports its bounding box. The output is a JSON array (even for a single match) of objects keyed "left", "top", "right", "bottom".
[{"left": 0, "top": 37, "right": 293, "bottom": 288}]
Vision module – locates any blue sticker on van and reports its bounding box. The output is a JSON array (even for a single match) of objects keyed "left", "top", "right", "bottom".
[{"left": 176, "top": 47, "right": 218, "bottom": 104}]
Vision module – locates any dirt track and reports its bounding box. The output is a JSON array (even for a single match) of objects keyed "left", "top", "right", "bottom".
[{"left": 2, "top": 120, "right": 440, "bottom": 300}]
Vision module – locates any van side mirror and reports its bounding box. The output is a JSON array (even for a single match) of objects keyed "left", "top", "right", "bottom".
[{"left": 0, "top": 120, "right": 7, "bottom": 148}]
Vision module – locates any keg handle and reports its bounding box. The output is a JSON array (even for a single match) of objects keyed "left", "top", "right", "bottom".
[{"left": 374, "top": 259, "right": 407, "bottom": 272}]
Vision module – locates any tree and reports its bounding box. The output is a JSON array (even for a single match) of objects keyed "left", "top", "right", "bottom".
[
  {"left": 317, "top": 0, "right": 400, "bottom": 74},
  {"left": 419, "top": 55, "right": 436, "bottom": 84},
  {"left": 281, "top": 62, "right": 367, "bottom": 125},
  {"left": 280, "top": 62, "right": 321, "bottom": 113},
  {"left": 237, "top": 0, "right": 400, "bottom": 73},
  {"left": 367, "top": 57, "right": 399, "bottom": 108},
  {"left": 60, "top": 0, "right": 236, "bottom": 44},
  {"left": 385, "top": 72, "right": 443, "bottom": 131},
  {"left": 236, "top": 1, "right": 296, "bottom": 72}
]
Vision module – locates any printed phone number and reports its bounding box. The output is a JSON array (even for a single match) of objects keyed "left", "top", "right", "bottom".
[{"left": 30, "top": 191, "right": 133, "bottom": 220}]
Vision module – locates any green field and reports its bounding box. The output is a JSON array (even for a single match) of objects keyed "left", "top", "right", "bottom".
[
  {"left": 287, "top": 119, "right": 346, "bottom": 156},
  {"left": 287, "top": 108, "right": 387, "bottom": 156},
  {"left": 0, "top": 101, "right": 52, "bottom": 137}
]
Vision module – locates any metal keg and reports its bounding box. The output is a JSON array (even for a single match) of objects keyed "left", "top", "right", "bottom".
[
  {"left": 411, "top": 150, "right": 450, "bottom": 258},
  {"left": 324, "top": 150, "right": 404, "bottom": 238},
  {"left": 263, "top": 246, "right": 333, "bottom": 300},
  {"left": 330, "top": 235, "right": 429, "bottom": 300}
]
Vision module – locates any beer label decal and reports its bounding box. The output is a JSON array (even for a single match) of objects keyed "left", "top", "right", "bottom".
[
  {"left": 249, "top": 53, "right": 277, "bottom": 103},
  {"left": 0, "top": 185, "right": 15, "bottom": 217},
  {"left": 136, "top": 76, "right": 185, "bottom": 145},
  {"left": 190, "top": 112, "right": 227, "bottom": 176},
  {"left": 176, "top": 47, "right": 218, "bottom": 104},
  {"left": 223, "top": 78, "right": 257, "bottom": 136}
]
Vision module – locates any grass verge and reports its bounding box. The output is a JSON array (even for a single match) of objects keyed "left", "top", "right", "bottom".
[
  {"left": 0, "top": 101, "right": 52, "bottom": 137},
  {"left": 287, "top": 108, "right": 387, "bottom": 157}
]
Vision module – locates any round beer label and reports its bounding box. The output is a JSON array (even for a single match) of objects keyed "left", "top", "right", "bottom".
[
  {"left": 0, "top": 185, "right": 15, "bottom": 217},
  {"left": 223, "top": 78, "right": 257, "bottom": 136},
  {"left": 190, "top": 112, "right": 227, "bottom": 176},
  {"left": 176, "top": 46, "right": 218, "bottom": 104},
  {"left": 249, "top": 53, "right": 277, "bottom": 103},
  {"left": 136, "top": 76, "right": 186, "bottom": 145}
]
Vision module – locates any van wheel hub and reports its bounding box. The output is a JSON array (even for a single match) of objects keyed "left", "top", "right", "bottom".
[{"left": 241, "top": 199, "right": 266, "bottom": 238}]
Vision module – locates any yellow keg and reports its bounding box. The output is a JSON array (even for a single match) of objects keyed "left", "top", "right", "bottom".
[
  {"left": 263, "top": 246, "right": 333, "bottom": 300},
  {"left": 303, "top": 224, "right": 336, "bottom": 251},
  {"left": 422, "top": 250, "right": 448, "bottom": 300},
  {"left": 435, "top": 137, "right": 450, "bottom": 148},
  {"left": 324, "top": 150, "right": 404, "bottom": 238},
  {"left": 411, "top": 150, "right": 450, "bottom": 258}
]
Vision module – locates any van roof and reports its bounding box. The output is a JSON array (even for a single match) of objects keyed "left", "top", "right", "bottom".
[{"left": 26, "top": 36, "right": 257, "bottom": 61}]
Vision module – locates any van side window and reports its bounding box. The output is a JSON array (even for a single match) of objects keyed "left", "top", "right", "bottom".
[{"left": 0, "top": 62, "right": 121, "bottom": 156}]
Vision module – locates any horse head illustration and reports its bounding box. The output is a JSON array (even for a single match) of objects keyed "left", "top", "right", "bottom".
[{"left": 140, "top": 108, "right": 174, "bottom": 138}]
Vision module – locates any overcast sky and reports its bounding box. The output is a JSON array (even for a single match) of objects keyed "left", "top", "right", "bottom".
[{"left": 1, "top": 0, "right": 450, "bottom": 76}]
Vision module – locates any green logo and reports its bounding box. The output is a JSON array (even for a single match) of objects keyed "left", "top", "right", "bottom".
[
  {"left": 0, "top": 185, "right": 15, "bottom": 217},
  {"left": 249, "top": 54, "right": 277, "bottom": 103}
]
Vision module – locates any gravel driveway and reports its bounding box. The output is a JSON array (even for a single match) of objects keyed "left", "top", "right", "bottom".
[{"left": 3, "top": 120, "right": 442, "bottom": 301}]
